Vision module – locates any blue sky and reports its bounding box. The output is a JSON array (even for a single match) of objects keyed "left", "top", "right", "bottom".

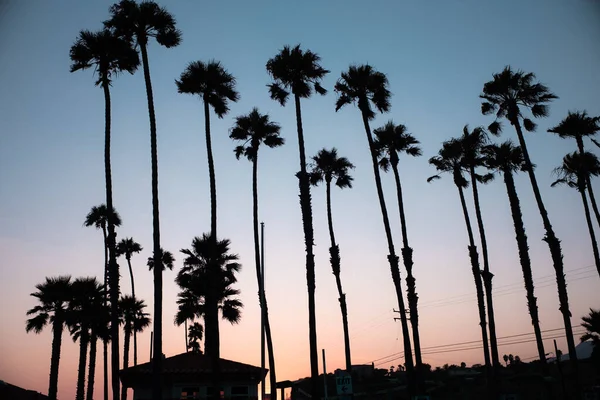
[{"left": 1, "top": 0, "right": 600, "bottom": 398}]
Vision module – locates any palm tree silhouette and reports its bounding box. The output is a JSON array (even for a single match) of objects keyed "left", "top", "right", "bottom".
[
  {"left": 428, "top": 139, "right": 491, "bottom": 374},
  {"left": 480, "top": 67, "right": 579, "bottom": 367},
  {"left": 174, "top": 290, "right": 200, "bottom": 352},
  {"left": 116, "top": 237, "right": 143, "bottom": 365},
  {"left": 118, "top": 295, "right": 151, "bottom": 400},
  {"left": 456, "top": 125, "right": 500, "bottom": 369},
  {"left": 230, "top": 108, "right": 283, "bottom": 398},
  {"left": 70, "top": 27, "right": 138, "bottom": 400},
  {"left": 105, "top": 3, "right": 181, "bottom": 397},
  {"left": 68, "top": 277, "right": 105, "bottom": 400},
  {"left": 334, "top": 65, "right": 415, "bottom": 390},
  {"left": 549, "top": 111, "right": 600, "bottom": 227},
  {"left": 308, "top": 148, "right": 354, "bottom": 372},
  {"left": 372, "top": 121, "right": 423, "bottom": 369},
  {"left": 581, "top": 308, "right": 600, "bottom": 349},
  {"left": 187, "top": 322, "right": 204, "bottom": 353},
  {"left": 147, "top": 248, "right": 175, "bottom": 271},
  {"left": 85, "top": 292, "right": 111, "bottom": 400},
  {"left": 266, "top": 44, "right": 328, "bottom": 398},
  {"left": 483, "top": 141, "right": 546, "bottom": 364},
  {"left": 552, "top": 151, "right": 600, "bottom": 277},
  {"left": 26, "top": 276, "right": 72, "bottom": 400}
]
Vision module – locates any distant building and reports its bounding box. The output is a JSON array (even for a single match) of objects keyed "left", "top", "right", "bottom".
[
  {"left": 0, "top": 380, "right": 48, "bottom": 400},
  {"left": 120, "top": 352, "right": 266, "bottom": 400}
]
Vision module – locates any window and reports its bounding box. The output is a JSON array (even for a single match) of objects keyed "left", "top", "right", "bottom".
[{"left": 181, "top": 387, "right": 199, "bottom": 400}]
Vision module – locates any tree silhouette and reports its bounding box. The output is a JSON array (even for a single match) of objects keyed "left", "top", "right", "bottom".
[
  {"left": 85, "top": 293, "right": 111, "bottom": 400},
  {"left": 483, "top": 141, "right": 546, "bottom": 364},
  {"left": 188, "top": 322, "right": 204, "bottom": 353},
  {"left": 334, "top": 64, "right": 416, "bottom": 393},
  {"left": 308, "top": 148, "right": 355, "bottom": 371},
  {"left": 26, "top": 276, "right": 73, "bottom": 400},
  {"left": 147, "top": 248, "right": 175, "bottom": 271},
  {"left": 480, "top": 66, "right": 579, "bottom": 368},
  {"left": 372, "top": 121, "right": 423, "bottom": 369},
  {"left": 105, "top": 2, "right": 181, "bottom": 397},
  {"left": 266, "top": 44, "right": 328, "bottom": 399},
  {"left": 230, "top": 108, "right": 283, "bottom": 397},
  {"left": 581, "top": 308, "right": 600, "bottom": 361},
  {"left": 428, "top": 139, "right": 491, "bottom": 373},
  {"left": 552, "top": 151, "right": 600, "bottom": 277}
]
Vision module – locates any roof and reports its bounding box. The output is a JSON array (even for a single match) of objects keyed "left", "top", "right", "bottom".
[{"left": 0, "top": 381, "right": 49, "bottom": 400}]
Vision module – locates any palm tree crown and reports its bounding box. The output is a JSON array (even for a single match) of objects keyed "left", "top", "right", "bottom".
[
  {"left": 581, "top": 309, "right": 600, "bottom": 346},
  {"left": 26, "top": 276, "right": 73, "bottom": 334},
  {"left": 548, "top": 111, "right": 600, "bottom": 145},
  {"left": 84, "top": 204, "right": 122, "bottom": 231},
  {"left": 428, "top": 139, "right": 469, "bottom": 188},
  {"left": 119, "top": 296, "right": 151, "bottom": 333},
  {"left": 117, "top": 237, "right": 143, "bottom": 260},
  {"left": 308, "top": 148, "right": 355, "bottom": 188},
  {"left": 230, "top": 108, "right": 284, "bottom": 160},
  {"left": 552, "top": 151, "right": 600, "bottom": 191},
  {"left": 188, "top": 322, "right": 204, "bottom": 353},
  {"left": 334, "top": 64, "right": 391, "bottom": 119},
  {"left": 373, "top": 121, "right": 421, "bottom": 170},
  {"left": 147, "top": 248, "right": 175, "bottom": 271},
  {"left": 68, "top": 277, "right": 105, "bottom": 341},
  {"left": 482, "top": 141, "right": 527, "bottom": 174}
]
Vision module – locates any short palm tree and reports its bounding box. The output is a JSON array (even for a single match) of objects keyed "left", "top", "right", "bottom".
[
  {"left": 483, "top": 141, "right": 546, "bottom": 364},
  {"left": 116, "top": 237, "right": 143, "bottom": 365},
  {"left": 68, "top": 277, "right": 105, "bottom": 400},
  {"left": 174, "top": 290, "right": 202, "bottom": 351},
  {"left": 373, "top": 121, "right": 423, "bottom": 369},
  {"left": 105, "top": 3, "right": 181, "bottom": 397},
  {"left": 266, "top": 44, "right": 328, "bottom": 398},
  {"left": 188, "top": 322, "right": 204, "bottom": 353},
  {"left": 147, "top": 247, "right": 175, "bottom": 271},
  {"left": 581, "top": 309, "right": 600, "bottom": 356},
  {"left": 230, "top": 108, "right": 283, "bottom": 397},
  {"left": 549, "top": 111, "right": 600, "bottom": 227},
  {"left": 308, "top": 148, "right": 354, "bottom": 372},
  {"left": 334, "top": 65, "right": 415, "bottom": 386},
  {"left": 26, "top": 276, "right": 72, "bottom": 400},
  {"left": 552, "top": 151, "right": 600, "bottom": 277},
  {"left": 118, "top": 295, "right": 151, "bottom": 400},
  {"left": 86, "top": 295, "right": 111, "bottom": 400},
  {"left": 480, "top": 66, "right": 578, "bottom": 365},
  {"left": 428, "top": 139, "right": 492, "bottom": 372},
  {"left": 83, "top": 204, "right": 121, "bottom": 400}
]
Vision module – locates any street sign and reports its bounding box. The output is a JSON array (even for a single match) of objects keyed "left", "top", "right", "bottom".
[{"left": 335, "top": 373, "right": 353, "bottom": 395}]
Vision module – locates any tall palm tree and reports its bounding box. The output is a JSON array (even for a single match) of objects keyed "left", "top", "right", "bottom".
[
  {"left": 456, "top": 125, "right": 500, "bottom": 369},
  {"left": 116, "top": 237, "right": 143, "bottom": 365},
  {"left": 549, "top": 111, "right": 600, "bottom": 227},
  {"left": 334, "top": 65, "right": 415, "bottom": 387},
  {"left": 266, "top": 44, "right": 328, "bottom": 398},
  {"left": 118, "top": 295, "right": 151, "bottom": 400},
  {"left": 372, "top": 121, "right": 423, "bottom": 369},
  {"left": 83, "top": 205, "right": 122, "bottom": 400},
  {"left": 480, "top": 66, "right": 578, "bottom": 365},
  {"left": 26, "top": 276, "right": 72, "bottom": 400},
  {"left": 86, "top": 295, "right": 111, "bottom": 400},
  {"left": 552, "top": 151, "right": 600, "bottom": 277},
  {"left": 308, "top": 148, "right": 354, "bottom": 372},
  {"left": 483, "top": 141, "right": 546, "bottom": 364},
  {"left": 68, "top": 277, "right": 105, "bottom": 400},
  {"left": 428, "top": 139, "right": 492, "bottom": 372},
  {"left": 147, "top": 247, "right": 175, "bottom": 271},
  {"left": 188, "top": 322, "right": 204, "bottom": 353},
  {"left": 230, "top": 108, "right": 283, "bottom": 398},
  {"left": 105, "top": 3, "right": 181, "bottom": 398}
]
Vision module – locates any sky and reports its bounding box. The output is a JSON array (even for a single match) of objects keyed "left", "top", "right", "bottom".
[{"left": 1, "top": 0, "right": 600, "bottom": 399}]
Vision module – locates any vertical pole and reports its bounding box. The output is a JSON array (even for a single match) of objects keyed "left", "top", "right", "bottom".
[
  {"left": 184, "top": 320, "right": 188, "bottom": 352},
  {"left": 322, "top": 349, "right": 328, "bottom": 400},
  {"left": 150, "top": 331, "right": 153, "bottom": 361},
  {"left": 261, "top": 222, "right": 266, "bottom": 400},
  {"left": 554, "top": 339, "right": 567, "bottom": 399}
]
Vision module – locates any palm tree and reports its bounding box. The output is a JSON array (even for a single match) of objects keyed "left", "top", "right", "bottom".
[
  {"left": 116, "top": 237, "right": 143, "bottom": 365},
  {"left": 118, "top": 295, "right": 151, "bottom": 400},
  {"left": 68, "top": 277, "right": 105, "bottom": 400},
  {"left": 483, "top": 141, "right": 546, "bottom": 364},
  {"left": 428, "top": 139, "right": 492, "bottom": 372},
  {"left": 581, "top": 308, "right": 600, "bottom": 350},
  {"left": 26, "top": 276, "right": 72, "bottom": 400},
  {"left": 83, "top": 204, "right": 122, "bottom": 400},
  {"left": 266, "top": 44, "right": 328, "bottom": 398},
  {"left": 308, "top": 148, "right": 355, "bottom": 372},
  {"left": 188, "top": 322, "right": 204, "bottom": 353},
  {"left": 480, "top": 67, "right": 578, "bottom": 366},
  {"left": 174, "top": 290, "right": 201, "bottom": 352},
  {"left": 456, "top": 125, "right": 500, "bottom": 369},
  {"left": 230, "top": 108, "right": 283, "bottom": 398},
  {"left": 552, "top": 152, "right": 600, "bottom": 277},
  {"left": 549, "top": 111, "right": 600, "bottom": 227},
  {"left": 372, "top": 121, "right": 423, "bottom": 369},
  {"left": 104, "top": 3, "right": 181, "bottom": 398},
  {"left": 71, "top": 27, "right": 138, "bottom": 400},
  {"left": 334, "top": 65, "right": 415, "bottom": 387},
  {"left": 147, "top": 247, "right": 175, "bottom": 271},
  {"left": 86, "top": 295, "right": 111, "bottom": 400}
]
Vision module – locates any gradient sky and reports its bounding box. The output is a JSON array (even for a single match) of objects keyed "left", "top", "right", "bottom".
[{"left": 1, "top": 0, "right": 600, "bottom": 399}]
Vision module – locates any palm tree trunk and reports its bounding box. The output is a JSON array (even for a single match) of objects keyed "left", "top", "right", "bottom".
[
  {"left": 469, "top": 168, "right": 500, "bottom": 368},
  {"left": 76, "top": 328, "right": 90, "bottom": 400},
  {"left": 576, "top": 138, "right": 600, "bottom": 234},
  {"left": 86, "top": 333, "right": 98, "bottom": 400},
  {"left": 503, "top": 170, "right": 546, "bottom": 363},
  {"left": 579, "top": 184, "right": 600, "bottom": 276},
  {"left": 185, "top": 319, "right": 188, "bottom": 352},
  {"left": 512, "top": 120, "right": 578, "bottom": 367},
  {"left": 325, "top": 179, "right": 352, "bottom": 372},
  {"left": 293, "top": 94, "right": 319, "bottom": 400},
  {"left": 126, "top": 257, "right": 138, "bottom": 366},
  {"left": 390, "top": 161, "right": 422, "bottom": 369},
  {"left": 48, "top": 318, "right": 64, "bottom": 400},
  {"left": 457, "top": 184, "right": 491, "bottom": 371},
  {"left": 140, "top": 42, "right": 163, "bottom": 400},
  {"left": 101, "top": 227, "right": 109, "bottom": 400},
  {"left": 359, "top": 109, "right": 415, "bottom": 394},
  {"left": 102, "top": 80, "right": 120, "bottom": 400},
  {"left": 121, "top": 328, "right": 131, "bottom": 400}
]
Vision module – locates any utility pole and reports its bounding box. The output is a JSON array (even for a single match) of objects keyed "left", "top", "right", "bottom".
[
  {"left": 261, "top": 222, "right": 266, "bottom": 400},
  {"left": 322, "top": 349, "right": 328, "bottom": 400}
]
